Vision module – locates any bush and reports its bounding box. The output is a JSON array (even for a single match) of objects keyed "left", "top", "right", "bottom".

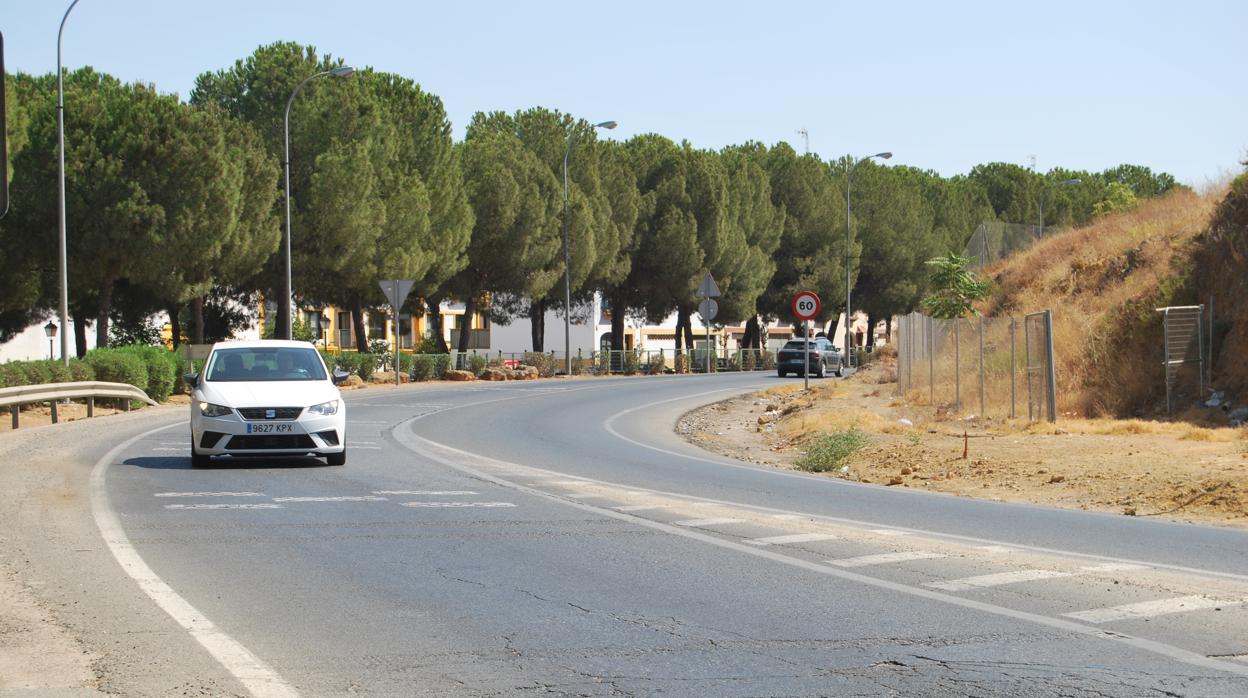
[
  {"left": 410, "top": 354, "right": 436, "bottom": 381},
  {"left": 18, "top": 360, "right": 55, "bottom": 386},
  {"left": 742, "top": 351, "right": 757, "bottom": 371},
  {"left": 674, "top": 352, "right": 690, "bottom": 374},
  {"left": 761, "top": 351, "right": 776, "bottom": 370},
  {"left": 0, "top": 363, "right": 26, "bottom": 388},
  {"left": 523, "top": 352, "right": 559, "bottom": 377},
  {"left": 356, "top": 353, "right": 379, "bottom": 381},
  {"left": 68, "top": 358, "right": 95, "bottom": 382},
  {"left": 571, "top": 355, "right": 591, "bottom": 375},
  {"left": 622, "top": 350, "right": 640, "bottom": 376},
  {"left": 85, "top": 348, "right": 149, "bottom": 395},
  {"left": 414, "top": 335, "right": 444, "bottom": 354},
  {"left": 332, "top": 351, "right": 361, "bottom": 376},
  {"left": 398, "top": 351, "right": 414, "bottom": 375},
  {"left": 796, "top": 428, "right": 871, "bottom": 472},
  {"left": 468, "top": 353, "right": 487, "bottom": 377},
  {"left": 114, "top": 345, "right": 177, "bottom": 401},
  {"left": 647, "top": 352, "right": 666, "bottom": 375}
]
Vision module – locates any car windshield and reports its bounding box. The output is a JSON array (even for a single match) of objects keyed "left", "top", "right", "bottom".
[{"left": 205, "top": 347, "right": 327, "bottom": 382}]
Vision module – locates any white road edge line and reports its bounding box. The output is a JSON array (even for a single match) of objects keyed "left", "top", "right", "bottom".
[
  {"left": 747, "top": 533, "right": 839, "bottom": 546},
  {"left": 596, "top": 389, "right": 1248, "bottom": 585},
  {"left": 828, "top": 551, "right": 946, "bottom": 568},
  {"left": 926, "top": 569, "right": 1074, "bottom": 592},
  {"left": 91, "top": 422, "right": 300, "bottom": 698},
  {"left": 673, "top": 518, "right": 745, "bottom": 527},
  {"left": 392, "top": 425, "right": 1248, "bottom": 679}
]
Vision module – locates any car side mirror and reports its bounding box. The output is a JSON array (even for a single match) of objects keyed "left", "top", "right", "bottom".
[
  {"left": 331, "top": 369, "right": 351, "bottom": 385},
  {"left": 183, "top": 373, "right": 199, "bottom": 389}
]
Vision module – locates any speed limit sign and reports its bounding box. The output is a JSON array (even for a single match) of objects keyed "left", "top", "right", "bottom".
[{"left": 791, "top": 291, "right": 821, "bottom": 320}]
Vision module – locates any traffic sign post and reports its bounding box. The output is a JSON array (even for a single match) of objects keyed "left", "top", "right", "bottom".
[
  {"left": 791, "top": 292, "right": 820, "bottom": 391},
  {"left": 698, "top": 297, "right": 718, "bottom": 374},
  {"left": 378, "top": 279, "right": 415, "bottom": 387}
]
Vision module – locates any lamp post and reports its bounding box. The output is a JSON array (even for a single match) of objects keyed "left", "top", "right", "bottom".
[
  {"left": 44, "top": 321, "right": 58, "bottom": 360},
  {"left": 55, "top": 0, "right": 82, "bottom": 365},
  {"left": 563, "top": 119, "right": 617, "bottom": 375},
  {"left": 845, "top": 151, "right": 891, "bottom": 369},
  {"left": 1038, "top": 178, "right": 1082, "bottom": 238},
  {"left": 282, "top": 65, "right": 354, "bottom": 340}
]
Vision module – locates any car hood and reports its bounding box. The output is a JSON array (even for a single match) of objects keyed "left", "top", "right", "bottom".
[{"left": 197, "top": 380, "right": 341, "bottom": 409}]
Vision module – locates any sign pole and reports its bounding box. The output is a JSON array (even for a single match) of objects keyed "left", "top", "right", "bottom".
[{"left": 803, "top": 320, "right": 809, "bottom": 391}]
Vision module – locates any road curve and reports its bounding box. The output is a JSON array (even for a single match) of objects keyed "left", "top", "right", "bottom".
[{"left": 6, "top": 373, "right": 1247, "bottom": 696}]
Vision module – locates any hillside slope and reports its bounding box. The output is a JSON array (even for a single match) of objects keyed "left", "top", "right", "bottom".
[{"left": 982, "top": 188, "right": 1223, "bottom": 418}]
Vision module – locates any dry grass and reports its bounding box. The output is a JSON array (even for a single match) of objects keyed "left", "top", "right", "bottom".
[{"left": 972, "top": 188, "right": 1222, "bottom": 418}]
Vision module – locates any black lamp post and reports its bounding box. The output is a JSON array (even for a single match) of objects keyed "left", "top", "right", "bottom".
[{"left": 44, "top": 320, "right": 58, "bottom": 360}]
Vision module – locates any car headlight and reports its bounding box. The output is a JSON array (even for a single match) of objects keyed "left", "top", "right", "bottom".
[
  {"left": 198, "top": 402, "right": 233, "bottom": 418},
  {"left": 308, "top": 400, "right": 339, "bottom": 416}
]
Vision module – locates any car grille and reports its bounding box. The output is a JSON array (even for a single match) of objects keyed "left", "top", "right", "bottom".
[
  {"left": 225, "top": 434, "right": 317, "bottom": 450},
  {"left": 236, "top": 407, "right": 303, "bottom": 421}
]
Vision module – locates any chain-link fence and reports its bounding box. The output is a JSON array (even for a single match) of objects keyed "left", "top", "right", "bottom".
[
  {"left": 896, "top": 310, "right": 1056, "bottom": 422},
  {"left": 965, "top": 221, "right": 1044, "bottom": 269}
]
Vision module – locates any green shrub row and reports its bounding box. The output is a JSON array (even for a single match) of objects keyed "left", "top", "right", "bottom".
[
  {"left": 796, "top": 428, "right": 871, "bottom": 472},
  {"left": 0, "top": 358, "right": 96, "bottom": 388},
  {"left": 410, "top": 354, "right": 451, "bottom": 381}
]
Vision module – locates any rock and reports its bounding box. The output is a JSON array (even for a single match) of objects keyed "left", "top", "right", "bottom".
[
  {"left": 900, "top": 467, "right": 913, "bottom": 475},
  {"left": 1122, "top": 507, "right": 1137, "bottom": 516},
  {"left": 444, "top": 369, "right": 475, "bottom": 381},
  {"left": 758, "top": 414, "right": 775, "bottom": 425},
  {"left": 898, "top": 418, "right": 914, "bottom": 427},
  {"left": 886, "top": 476, "right": 904, "bottom": 486},
  {"left": 1228, "top": 406, "right": 1248, "bottom": 425},
  {"left": 479, "top": 367, "right": 509, "bottom": 381},
  {"left": 341, "top": 374, "right": 365, "bottom": 389},
  {"left": 513, "top": 365, "right": 540, "bottom": 380},
  {"left": 1049, "top": 474, "right": 1066, "bottom": 483}
]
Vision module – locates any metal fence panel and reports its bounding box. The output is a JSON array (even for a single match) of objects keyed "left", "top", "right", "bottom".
[{"left": 1158, "top": 305, "right": 1205, "bottom": 415}]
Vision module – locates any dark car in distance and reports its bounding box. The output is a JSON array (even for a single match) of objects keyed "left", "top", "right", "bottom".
[{"left": 776, "top": 338, "right": 844, "bottom": 378}]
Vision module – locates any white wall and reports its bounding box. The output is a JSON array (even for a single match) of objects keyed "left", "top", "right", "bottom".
[{"left": 0, "top": 317, "right": 99, "bottom": 363}]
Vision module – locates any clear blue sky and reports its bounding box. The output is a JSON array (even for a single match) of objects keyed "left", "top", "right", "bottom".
[{"left": 5, "top": 0, "right": 1245, "bottom": 186}]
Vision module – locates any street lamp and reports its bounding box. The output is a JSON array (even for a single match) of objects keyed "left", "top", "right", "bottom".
[
  {"left": 1038, "top": 178, "right": 1082, "bottom": 238},
  {"left": 44, "top": 320, "right": 58, "bottom": 360},
  {"left": 282, "top": 65, "right": 354, "bottom": 340},
  {"left": 845, "top": 151, "right": 891, "bottom": 369},
  {"left": 563, "top": 119, "right": 617, "bottom": 375},
  {"left": 55, "top": 0, "right": 82, "bottom": 365}
]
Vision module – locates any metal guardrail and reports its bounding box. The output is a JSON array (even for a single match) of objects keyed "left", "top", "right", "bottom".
[{"left": 0, "top": 381, "right": 158, "bottom": 429}]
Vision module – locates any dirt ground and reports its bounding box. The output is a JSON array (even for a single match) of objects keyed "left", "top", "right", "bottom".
[{"left": 678, "top": 361, "right": 1248, "bottom": 528}]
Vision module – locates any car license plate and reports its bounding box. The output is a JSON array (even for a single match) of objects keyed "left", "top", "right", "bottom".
[{"left": 247, "top": 423, "right": 293, "bottom": 434}]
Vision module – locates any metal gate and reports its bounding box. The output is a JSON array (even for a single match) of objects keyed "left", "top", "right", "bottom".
[{"left": 1158, "top": 305, "right": 1204, "bottom": 415}]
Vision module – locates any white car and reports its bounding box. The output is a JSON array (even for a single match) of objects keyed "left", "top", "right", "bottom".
[{"left": 187, "top": 340, "right": 350, "bottom": 467}]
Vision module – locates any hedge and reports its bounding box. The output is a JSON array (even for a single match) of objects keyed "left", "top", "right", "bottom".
[
  {"left": 84, "top": 348, "right": 149, "bottom": 397},
  {"left": 0, "top": 358, "right": 95, "bottom": 389}
]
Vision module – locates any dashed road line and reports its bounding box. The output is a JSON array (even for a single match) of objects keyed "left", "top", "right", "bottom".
[
  {"left": 372, "top": 490, "right": 478, "bottom": 496},
  {"left": 154, "top": 492, "right": 266, "bottom": 498},
  {"left": 673, "top": 517, "right": 745, "bottom": 527},
  {"left": 868, "top": 528, "right": 913, "bottom": 537},
  {"left": 615, "top": 504, "right": 666, "bottom": 512},
  {"left": 271, "top": 496, "right": 389, "bottom": 503},
  {"left": 976, "top": 545, "right": 1020, "bottom": 554},
  {"left": 400, "top": 502, "right": 516, "bottom": 508},
  {"left": 926, "top": 569, "right": 1073, "bottom": 592},
  {"left": 1063, "top": 596, "right": 1240, "bottom": 624},
  {"left": 165, "top": 504, "right": 284, "bottom": 510},
  {"left": 828, "top": 551, "right": 947, "bottom": 568},
  {"left": 567, "top": 493, "right": 602, "bottom": 499},
  {"left": 746, "top": 533, "right": 838, "bottom": 546},
  {"left": 1082, "top": 563, "right": 1149, "bottom": 573}
]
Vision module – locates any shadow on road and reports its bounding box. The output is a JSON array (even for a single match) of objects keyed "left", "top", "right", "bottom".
[{"left": 123, "top": 456, "right": 335, "bottom": 470}]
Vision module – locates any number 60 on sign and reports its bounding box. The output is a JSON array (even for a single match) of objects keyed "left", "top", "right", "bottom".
[{"left": 791, "top": 291, "right": 820, "bottom": 321}]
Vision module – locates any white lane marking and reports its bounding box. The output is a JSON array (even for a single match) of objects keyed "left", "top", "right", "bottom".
[
  {"left": 926, "top": 569, "right": 1074, "bottom": 592},
  {"left": 372, "top": 490, "right": 478, "bottom": 496},
  {"left": 400, "top": 502, "right": 516, "bottom": 508},
  {"left": 771, "top": 514, "right": 805, "bottom": 521},
  {"left": 566, "top": 493, "right": 601, "bottom": 499},
  {"left": 549, "top": 480, "right": 590, "bottom": 486},
  {"left": 395, "top": 415, "right": 1248, "bottom": 678},
  {"left": 869, "top": 528, "right": 913, "bottom": 537},
  {"left": 154, "top": 492, "right": 265, "bottom": 498},
  {"left": 349, "top": 421, "right": 390, "bottom": 424},
  {"left": 828, "top": 551, "right": 947, "bottom": 568},
  {"left": 672, "top": 518, "right": 745, "bottom": 527},
  {"left": 1063, "top": 596, "right": 1241, "bottom": 624},
  {"left": 271, "top": 496, "right": 388, "bottom": 503},
  {"left": 153, "top": 447, "right": 190, "bottom": 452},
  {"left": 1082, "top": 563, "right": 1149, "bottom": 573},
  {"left": 976, "top": 545, "right": 1019, "bottom": 554},
  {"left": 598, "top": 388, "right": 1248, "bottom": 585},
  {"left": 746, "top": 533, "right": 839, "bottom": 546},
  {"left": 615, "top": 504, "right": 666, "bottom": 512},
  {"left": 352, "top": 446, "right": 383, "bottom": 450},
  {"left": 91, "top": 422, "right": 300, "bottom": 698},
  {"left": 165, "top": 504, "right": 284, "bottom": 511}
]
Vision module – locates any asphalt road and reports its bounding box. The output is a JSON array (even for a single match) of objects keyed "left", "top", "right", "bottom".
[{"left": 6, "top": 372, "right": 1248, "bottom": 696}]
